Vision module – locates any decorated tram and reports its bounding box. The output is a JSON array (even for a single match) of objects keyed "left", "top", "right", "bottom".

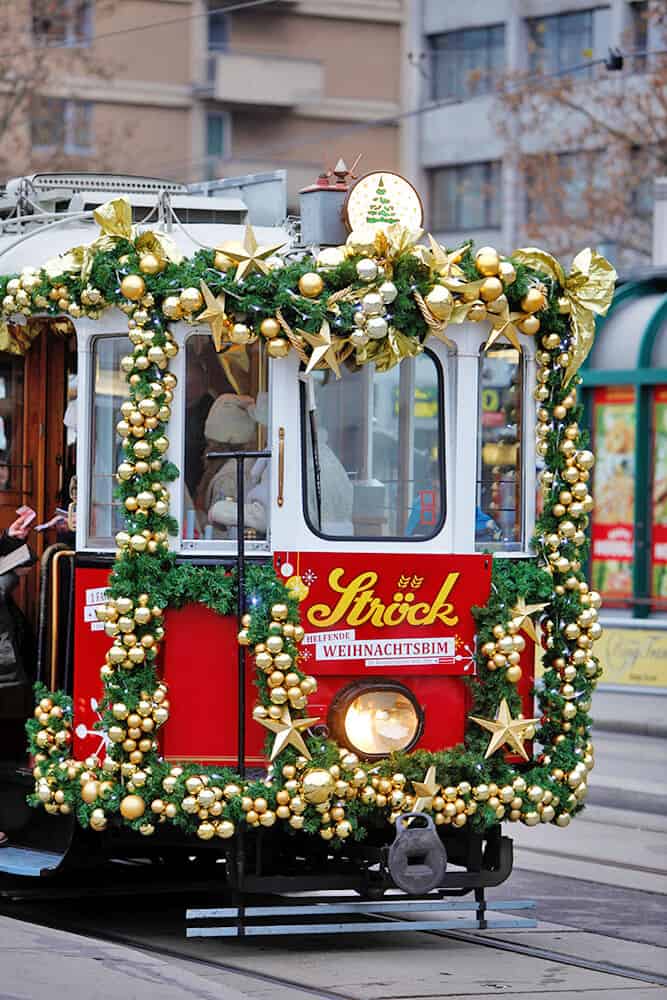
[{"left": 0, "top": 167, "right": 615, "bottom": 899}]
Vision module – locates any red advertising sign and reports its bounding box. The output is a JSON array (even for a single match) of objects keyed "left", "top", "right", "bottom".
[{"left": 274, "top": 552, "right": 492, "bottom": 675}]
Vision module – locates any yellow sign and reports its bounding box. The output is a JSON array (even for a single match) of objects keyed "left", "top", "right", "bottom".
[{"left": 594, "top": 627, "right": 667, "bottom": 687}]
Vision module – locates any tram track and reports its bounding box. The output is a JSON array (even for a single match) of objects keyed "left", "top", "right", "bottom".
[{"left": 3, "top": 893, "right": 666, "bottom": 997}]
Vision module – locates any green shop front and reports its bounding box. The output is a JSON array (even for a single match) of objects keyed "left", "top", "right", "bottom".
[{"left": 582, "top": 274, "right": 667, "bottom": 689}]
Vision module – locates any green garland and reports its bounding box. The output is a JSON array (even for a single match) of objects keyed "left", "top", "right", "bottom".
[{"left": 15, "top": 201, "right": 615, "bottom": 844}]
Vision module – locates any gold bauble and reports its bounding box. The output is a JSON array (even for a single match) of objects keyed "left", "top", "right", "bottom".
[
  {"left": 518, "top": 315, "right": 540, "bottom": 336},
  {"left": 271, "top": 603, "right": 289, "bottom": 621},
  {"left": 139, "top": 253, "right": 162, "bottom": 275},
  {"left": 162, "top": 296, "right": 183, "bottom": 320},
  {"left": 120, "top": 275, "right": 146, "bottom": 301},
  {"left": 424, "top": 284, "right": 453, "bottom": 320},
  {"left": 302, "top": 768, "right": 335, "bottom": 805},
  {"left": 214, "top": 250, "right": 232, "bottom": 271},
  {"left": 475, "top": 247, "right": 500, "bottom": 276},
  {"left": 521, "top": 287, "right": 546, "bottom": 313},
  {"left": 576, "top": 449, "right": 595, "bottom": 471},
  {"left": 267, "top": 337, "right": 290, "bottom": 358},
  {"left": 81, "top": 780, "right": 100, "bottom": 804},
  {"left": 197, "top": 822, "right": 215, "bottom": 840},
  {"left": 335, "top": 819, "right": 352, "bottom": 839},
  {"left": 506, "top": 665, "right": 522, "bottom": 684},
  {"left": 467, "top": 301, "right": 487, "bottom": 322},
  {"left": 498, "top": 260, "right": 516, "bottom": 285},
  {"left": 260, "top": 317, "right": 281, "bottom": 339},
  {"left": 479, "top": 276, "right": 504, "bottom": 302},
  {"left": 230, "top": 323, "right": 252, "bottom": 344},
  {"left": 180, "top": 287, "right": 203, "bottom": 313},
  {"left": 298, "top": 272, "right": 324, "bottom": 298},
  {"left": 120, "top": 794, "right": 146, "bottom": 820}
]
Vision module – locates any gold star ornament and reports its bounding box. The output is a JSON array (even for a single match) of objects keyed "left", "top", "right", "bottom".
[
  {"left": 411, "top": 765, "right": 440, "bottom": 813},
  {"left": 198, "top": 280, "right": 229, "bottom": 351},
  {"left": 255, "top": 706, "right": 319, "bottom": 761},
  {"left": 510, "top": 596, "right": 549, "bottom": 644},
  {"left": 219, "top": 224, "right": 285, "bottom": 282},
  {"left": 299, "top": 319, "right": 342, "bottom": 378},
  {"left": 469, "top": 698, "right": 540, "bottom": 762}
]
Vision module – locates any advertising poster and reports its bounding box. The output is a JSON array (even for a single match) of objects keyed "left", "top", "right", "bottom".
[
  {"left": 591, "top": 386, "right": 635, "bottom": 600},
  {"left": 652, "top": 387, "right": 667, "bottom": 604}
]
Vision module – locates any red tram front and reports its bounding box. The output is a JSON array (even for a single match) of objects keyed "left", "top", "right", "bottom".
[{"left": 0, "top": 169, "right": 612, "bottom": 899}]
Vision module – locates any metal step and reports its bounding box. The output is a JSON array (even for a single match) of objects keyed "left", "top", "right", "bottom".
[
  {"left": 186, "top": 895, "right": 536, "bottom": 938},
  {"left": 0, "top": 846, "right": 65, "bottom": 878}
]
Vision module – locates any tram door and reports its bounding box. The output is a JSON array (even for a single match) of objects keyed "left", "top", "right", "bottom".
[{"left": 0, "top": 322, "right": 77, "bottom": 663}]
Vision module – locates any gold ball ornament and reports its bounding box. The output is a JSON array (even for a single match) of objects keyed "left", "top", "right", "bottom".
[
  {"left": 230, "top": 323, "right": 252, "bottom": 345},
  {"left": 475, "top": 247, "right": 500, "bottom": 276},
  {"left": 298, "top": 272, "right": 324, "bottom": 298},
  {"left": 162, "top": 296, "right": 183, "bottom": 320},
  {"left": 521, "top": 287, "right": 547, "bottom": 313},
  {"left": 302, "top": 769, "right": 335, "bottom": 805},
  {"left": 120, "top": 794, "right": 146, "bottom": 820},
  {"left": 425, "top": 284, "right": 453, "bottom": 321},
  {"left": 180, "top": 287, "right": 203, "bottom": 313},
  {"left": 260, "top": 317, "right": 281, "bottom": 339},
  {"left": 267, "top": 337, "right": 290, "bottom": 359},
  {"left": 139, "top": 253, "right": 162, "bottom": 275},
  {"left": 120, "top": 275, "right": 146, "bottom": 301},
  {"left": 518, "top": 315, "right": 541, "bottom": 336},
  {"left": 479, "top": 276, "right": 504, "bottom": 302}
]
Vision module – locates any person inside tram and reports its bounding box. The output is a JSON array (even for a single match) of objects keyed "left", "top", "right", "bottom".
[{"left": 0, "top": 509, "right": 37, "bottom": 849}]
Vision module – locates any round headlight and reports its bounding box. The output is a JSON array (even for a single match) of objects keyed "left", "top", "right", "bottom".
[{"left": 329, "top": 682, "right": 423, "bottom": 759}]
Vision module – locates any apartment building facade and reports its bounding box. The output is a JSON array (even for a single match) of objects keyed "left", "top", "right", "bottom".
[
  {"left": 3, "top": 0, "right": 403, "bottom": 208},
  {"left": 401, "top": 0, "right": 657, "bottom": 260}
]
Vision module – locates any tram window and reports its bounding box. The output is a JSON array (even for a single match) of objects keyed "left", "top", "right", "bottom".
[
  {"left": 183, "top": 334, "right": 269, "bottom": 544},
  {"left": 89, "top": 337, "right": 128, "bottom": 545},
  {"left": 476, "top": 343, "right": 523, "bottom": 551},
  {"left": 0, "top": 356, "right": 24, "bottom": 493},
  {"left": 301, "top": 352, "right": 444, "bottom": 540}
]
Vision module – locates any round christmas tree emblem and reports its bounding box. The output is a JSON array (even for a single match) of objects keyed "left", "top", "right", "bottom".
[{"left": 344, "top": 171, "right": 424, "bottom": 233}]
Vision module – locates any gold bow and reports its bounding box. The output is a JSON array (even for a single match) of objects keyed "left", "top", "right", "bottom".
[
  {"left": 512, "top": 247, "right": 616, "bottom": 384},
  {"left": 361, "top": 327, "right": 422, "bottom": 372},
  {"left": 0, "top": 320, "right": 40, "bottom": 356},
  {"left": 80, "top": 198, "right": 182, "bottom": 281}
]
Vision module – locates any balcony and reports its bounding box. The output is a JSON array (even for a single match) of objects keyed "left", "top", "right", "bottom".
[{"left": 200, "top": 50, "right": 323, "bottom": 109}]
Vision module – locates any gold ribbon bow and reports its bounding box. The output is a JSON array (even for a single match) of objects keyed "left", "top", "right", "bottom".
[
  {"left": 512, "top": 247, "right": 616, "bottom": 384},
  {"left": 361, "top": 327, "right": 422, "bottom": 372}
]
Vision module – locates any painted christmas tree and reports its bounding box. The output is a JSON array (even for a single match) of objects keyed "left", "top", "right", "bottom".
[{"left": 366, "top": 176, "right": 400, "bottom": 225}]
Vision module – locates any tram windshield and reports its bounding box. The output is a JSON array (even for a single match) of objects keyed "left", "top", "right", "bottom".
[
  {"left": 302, "top": 352, "right": 444, "bottom": 539},
  {"left": 183, "top": 334, "right": 269, "bottom": 544},
  {"left": 476, "top": 342, "right": 524, "bottom": 551},
  {"left": 90, "top": 336, "right": 127, "bottom": 544}
]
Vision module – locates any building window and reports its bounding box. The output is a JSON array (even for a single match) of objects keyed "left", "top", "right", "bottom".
[
  {"left": 430, "top": 162, "right": 501, "bottom": 231},
  {"left": 629, "top": 1, "right": 649, "bottom": 73},
  {"left": 206, "top": 112, "right": 228, "bottom": 159},
  {"left": 301, "top": 353, "right": 444, "bottom": 540},
  {"left": 208, "top": 5, "right": 229, "bottom": 51},
  {"left": 525, "top": 151, "right": 595, "bottom": 224},
  {"left": 429, "top": 25, "right": 505, "bottom": 100},
  {"left": 526, "top": 8, "right": 609, "bottom": 78},
  {"left": 31, "top": 98, "right": 93, "bottom": 154},
  {"left": 32, "top": 0, "right": 93, "bottom": 46}
]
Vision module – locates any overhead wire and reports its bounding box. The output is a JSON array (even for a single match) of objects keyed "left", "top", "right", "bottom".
[
  {"left": 147, "top": 47, "right": 666, "bottom": 179},
  {"left": 0, "top": 0, "right": 277, "bottom": 58}
]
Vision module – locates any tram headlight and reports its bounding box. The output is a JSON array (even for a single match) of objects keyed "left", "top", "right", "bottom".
[{"left": 329, "top": 682, "right": 423, "bottom": 759}]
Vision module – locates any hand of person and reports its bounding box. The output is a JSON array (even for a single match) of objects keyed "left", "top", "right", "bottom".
[{"left": 8, "top": 506, "right": 36, "bottom": 540}]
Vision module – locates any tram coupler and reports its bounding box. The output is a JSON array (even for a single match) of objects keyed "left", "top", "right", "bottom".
[{"left": 387, "top": 813, "right": 447, "bottom": 896}]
